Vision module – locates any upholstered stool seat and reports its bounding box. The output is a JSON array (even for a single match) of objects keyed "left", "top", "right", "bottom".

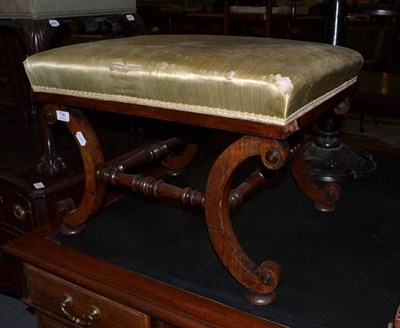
[
  {"left": 0, "top": 0, "right": 139, "bottom": 127},
  {"left": 0, "top": 0, "right": 136, "bottom": 19},
  {"left": 24, "top": 35, "right": 363, "bottom": 306},
  {"left": 24, "top": 35, "right": 362, "bottom": 127}
]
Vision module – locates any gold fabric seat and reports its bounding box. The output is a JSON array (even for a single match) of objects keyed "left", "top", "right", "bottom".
[{"left": 24, "top": 35, "right": 363, "bottom": 126}]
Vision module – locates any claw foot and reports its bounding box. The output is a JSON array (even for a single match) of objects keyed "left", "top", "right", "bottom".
[{"left": 37, "top": 154, "right": 67, "bottom": 177}]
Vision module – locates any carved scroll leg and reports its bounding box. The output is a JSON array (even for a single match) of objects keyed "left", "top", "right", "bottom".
[
  {"left": 44, "top": 105, "right": 106, "bottom": 235},
  {"left": 290, "top": 143, "right": 340, "bottom": 212},
  {"left": 205, "top": 136, "right": 290, "bottom": 306}
]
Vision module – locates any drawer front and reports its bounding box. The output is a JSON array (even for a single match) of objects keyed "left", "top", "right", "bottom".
[
  {"left": 26, "top": 265, "right": 150, "bottom": 328},
  {"left": 36, "top": 312, "right": 72, "bottom": 328},
  {"left": 0, "top": 188, "right": 34, "bottom": 234}
]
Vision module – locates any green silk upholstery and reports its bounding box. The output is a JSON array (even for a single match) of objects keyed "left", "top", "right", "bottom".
[
  {"left": 0, "top": 0, "right": 136, "bottom": 19},
  {"left": 24, "top": 35, "right": 363, "bottom": 126}
]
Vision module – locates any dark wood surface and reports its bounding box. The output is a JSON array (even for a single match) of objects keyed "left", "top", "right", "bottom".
[
  {"left": 2, "top": 219, "right": 283, "bottom": 328},
  {"left": 2, "top": 145, "right": 400, "bottom": 327}
]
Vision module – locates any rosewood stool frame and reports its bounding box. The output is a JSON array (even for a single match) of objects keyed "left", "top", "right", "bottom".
[{"left": 35, "top": 85, "right": 353, "bottom": 305}]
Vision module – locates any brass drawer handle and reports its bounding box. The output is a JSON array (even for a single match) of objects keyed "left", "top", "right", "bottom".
[
  {"left": 13, "top": 204, "right": 27, "bottom": 220},
  {"left": 61, "top": 295, "right": 100, "bottom": 326}
]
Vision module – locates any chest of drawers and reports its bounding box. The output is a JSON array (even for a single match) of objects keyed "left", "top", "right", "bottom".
[
  {"left": 26, "top": 265, "right": 150, "bottom": 328},
  {"left": 0, "top": 171, "right": 83, "bottom": 297}
]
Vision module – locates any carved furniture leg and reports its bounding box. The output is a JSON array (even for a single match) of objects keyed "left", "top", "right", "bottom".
[
  {"left": 14, "top": 19, "right": 55, "bottom": 56},
  {"left": 42, "top": 105, "right": 106, "bottom": 235},
  {"left": 14, "top": 19, "right": 68, "bottom": 176},
  {"left": 204, "top": 136, "right": 290, "bottom": 306},
  {"left": 36, "top": 106, "right": 67, "bottom": 176}
]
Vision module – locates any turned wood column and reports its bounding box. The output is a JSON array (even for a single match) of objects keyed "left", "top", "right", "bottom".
[{"left": 303, "top": 0, "right": 377, "bottom": 182}]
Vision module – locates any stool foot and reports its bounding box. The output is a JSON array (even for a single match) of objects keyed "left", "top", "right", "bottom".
[
  {"left": 60, "top": 223, "right": 85, "bottom": 236},
  {"left": 244, "top": 290, "right": 277, "bottom": 306},
  {"left": 314, "top": 201, "right": 335, "bottom": 212},
  {"left": 313, "top": 182, "right": 340, "bottom": 212}
]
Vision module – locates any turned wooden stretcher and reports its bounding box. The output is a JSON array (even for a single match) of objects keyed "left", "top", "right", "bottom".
[{"left": 24, "top": 35, "right": 363, "bottom": 305}]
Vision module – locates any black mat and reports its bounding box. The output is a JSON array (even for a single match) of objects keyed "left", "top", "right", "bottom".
[{"left": 54, "top": 150, "right": 400, "bottom": 328}]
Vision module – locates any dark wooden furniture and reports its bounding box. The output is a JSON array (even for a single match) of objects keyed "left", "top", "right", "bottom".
[
  {"left": 223, "top": 0, "right": 295, "bottom": 38},
  {"left": 2, "top": 219, "right": 284, "bottom": 328},
  {"left": 0, "top": 168, "right": 84, "bottom": 297},
  {"left": 352, "top": 70, "right": 400, "bottom": 131},
  {"left": 0, "top": 25, "right": 33, "bottom": 118},
  {"left": 224, "top": 0, "right": 273, "bottom": 37}
]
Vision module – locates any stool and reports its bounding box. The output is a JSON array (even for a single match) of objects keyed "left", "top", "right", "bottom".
[{"left": 23, "top": 35, "right": 363, "bottom": 305}]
